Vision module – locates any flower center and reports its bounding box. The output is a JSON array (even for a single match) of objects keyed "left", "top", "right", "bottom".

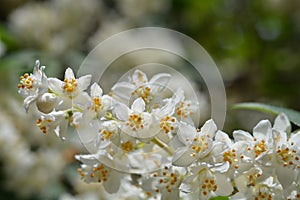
[
  {"left": 36, "top": 118, "right": 53, "bottom": 134},
  {"left": 132, "top": 86, "right": 151, "bottom": 103},
  {"left": 159, "top": 115, "right": 176, "bottom": 133},
  {"left": 190, "top": 136, "right": 209, "bottom": 157},
  {"left": 176, "top": 101, "right": 193, "bottom": 118},
  {"left": 78, "top": 164, "right": 109, "bottom": 183},
  {"left": 63, "top": 78, "right": 77, "bottom": 93},
  {"left": 201, "top": 177, "right": 217, "bottom": 196},
  {"left": 121, "top": 141, "right": 134, "bottom": 152},
  {"left": 276, "top": 147, "right": 299, "bottom": 167},
  {"left": 154, "top": 166, "right": 180, "bottom": 193},
  {"left": 223, "top": 149, "right": 239, "bottom": 168},
  {"left": 246, "top": 170, "right": 262, "bottom": 187},
  {"left": 99, "top": 128, "right": 113, "bottom": 141},
  {"left": 254, "top": 185, "right": 273, "bottom": 200},
  {"left": 126, "top": 114, "right": 144, "bottom": 131},
  {"left": 93, "top": 97, "right": 102, "bottom": 112},
  {"left": 18, "top": 73, "right": 34, "bottom": 90},
  {"left": 254, "top": 140, "right": 267, "bottom": 158}
]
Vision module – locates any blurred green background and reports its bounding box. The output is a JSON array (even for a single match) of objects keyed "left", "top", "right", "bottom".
[{"left": 0, "top": 0, "right": 299, "bottom": 199}]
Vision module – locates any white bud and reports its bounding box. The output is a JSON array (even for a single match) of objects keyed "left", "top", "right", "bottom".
[{"left": 36, "top": 93, "right": 57, "bottom": 114}]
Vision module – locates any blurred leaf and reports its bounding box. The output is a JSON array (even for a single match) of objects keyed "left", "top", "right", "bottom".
[
  {"left": 210, "top": 196, "right": 229, "bottom": 200},
  {"left": 233, "top": 102, "right": 300, "bottom": 126},
  {"left": 0, "top": 23, "right": 18, "bottom": 50}
]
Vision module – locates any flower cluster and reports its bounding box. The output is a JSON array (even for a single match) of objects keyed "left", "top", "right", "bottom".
[{"left": 19, "top": 61, "right": 300, "bottom": 200}]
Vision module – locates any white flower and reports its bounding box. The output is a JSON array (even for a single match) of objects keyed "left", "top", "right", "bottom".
[
  {"left": 89, "top": 82, "right": 115, "bottom": 118},
  {"left": 271, "top": 114, "right": 300, "bottom": 188},
  {"left": 75, "top": 153, "right": 126, "bottom": 194},
  {"left": 233, "top": 119, "right": 274, "bottom": 166},
  {"left": 36, "top": 110, "right": 81, "bottom": 140},
  {"left": 105, "top": 177, "right": 149, "bottom": 200},
  {"left": 96, "top": 120, "right": 120, "bottom": 149},
  {"left": 284, "top": 183, "right": 300, "bottom": 200},
  {"left": 231, "top": 176, "right": 284, "bottom": 200},
  {"left": 169, "top": 88, "right": 198, "bottom": 125},
  {"left": 114, "top": 98, "right": 157, "bottom": 140},
  {"left": 212, "top": 130, "right": 253, "bottom": 175},
  {"left": 48, "top": 67, "right": 92, "bottom": 110},
  {"left": 150, "top": 97, "right": 179, "bottom": 141},
  {"left": 172, "top": 119, "right": 217, "bottom": 166},
  {"left": 181, "top": 164, "right": 233, "bottom": 200},
  {"left": 127, "top": 149, "right": 168, "bottom": 173},
  {"left": 18, "top": 60, "right": 48, "bottom": 112},
  {"left": 111, "top": 69, "right": 171, "bottom": 104},
  {"left": 141, "top": 166, "right": 183, "bottom": 200},
  {"left": 36, "top": 110, "right": 67, "bottom": 138}
]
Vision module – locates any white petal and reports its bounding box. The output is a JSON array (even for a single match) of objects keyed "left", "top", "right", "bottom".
[
  {"left": 161, "top": 188, "right": 179, "bottom": 200},
  {"left": 177, "top": 123, "right": 196, "bottom": 145},
  {"left": 272, "top": 129, "right": 286, "bottom": 144},
  {"left": 73, "top": 92, "right": 92, "bottom": 108},
  {"left": 290, "top": 131, "right": 300, "bottom": 149},
  {"left": 131, "top": 98, "right": 145, "bottom": 113},
  {"left": 158, "top": 100, "right": 176, "bottom": 117},
  {"left": 172, "top": 147, "right": 195, "bottom": 166},
  {"left": 103, "top": 170, "right": 122, "bottom": 193},
  {"left": 215, "top": 173, "right": 233, "bottom": 196},
  {"left": 101, "top": 95, "right": 115, "bottom": 110},
  {"left": 54, "top": 120, "right": 68, "bottom": 140},
  {"left": 172, "top": 88, "right": 185, "bottom": 104},
  {"left": 200, "top": 119, "right": 217, "bottom": 138},
  {"left": 111, "top": 82, "right": 135, "bottom": 101},
  {"left": 90, "top": 82, "right": 103, "bottom": 97},
  {"left": 74, "top": 154, "right": 99, "bottom": 165},
  {"left": 113, "top": 103, "right": 130, "bottom": 121},
  {"left": 253, "top": 120, "right": 272, "bottom": 140},
  {"left": 276, "top": 165, "right": 297, "bottom": 188},
  {"left": 33, "top": 60, "right": 40, "bottom": 71},
  {"left": 149, "top": 73, "right": 171, "bottom": 92},
  {"left": 234, "top": 175, "right": 248, "bottom": 193},
  {"left": 215, "top": 130, "right": 233, "bottom": 146},
  {"left": 274, "top": 113, "right": 291, "bottom": 133},
  {"left": 211, "top": 162, "right": 230, "bottom": 173},
  {"left": 24, "top": 94, "right": 38, "bottom": 112},
  {"left": 132, "top": 70, "right": 148, "bottom": 84},
  {"left": 64, "top": 67, "right": 75, "bottom": 80},
  {"left": 233, "top": 130, "right": 253, "bottom": 142},
  {"left": 77, "top": 74, "right": 92, "bottom": 91},
  {"left": 48, "top": 78, "right": 63, "bottom": 94}
]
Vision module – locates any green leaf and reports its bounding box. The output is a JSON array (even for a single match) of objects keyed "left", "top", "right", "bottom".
[
  {"left": 210, "top": 196, "right": 229, "bottom": 200},
  {"left": 233, "top": 102, "right": 300, "bottom": 126}
]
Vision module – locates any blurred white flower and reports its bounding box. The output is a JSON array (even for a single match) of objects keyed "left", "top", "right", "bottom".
[{"left": 9, "top": 0, "right": 101, "bottom": 55}]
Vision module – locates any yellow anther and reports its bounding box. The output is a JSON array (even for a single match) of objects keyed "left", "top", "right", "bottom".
[
  {"left": 121, "top": 141, "right": 134, "bottom": 152},
  {"left": 126, "top": 114, "right": 144, "bottom": 131},
  {"left": 93, "top": 97, "right": 102, "bottom": 112},
  {"left": 63, "top": 78, "right": 77, "bottom": 93},
  {"left": 18, "top": 73, "right": 34, "bottom": 90}
]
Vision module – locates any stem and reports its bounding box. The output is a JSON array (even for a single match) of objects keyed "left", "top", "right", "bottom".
[{"left": 151, "top": 137, "right": 174, "bottom": 156}]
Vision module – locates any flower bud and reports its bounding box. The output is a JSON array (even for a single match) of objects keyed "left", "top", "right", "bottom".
[{"left": 36, "top": 93, "right": 57, "bottom": 114}]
